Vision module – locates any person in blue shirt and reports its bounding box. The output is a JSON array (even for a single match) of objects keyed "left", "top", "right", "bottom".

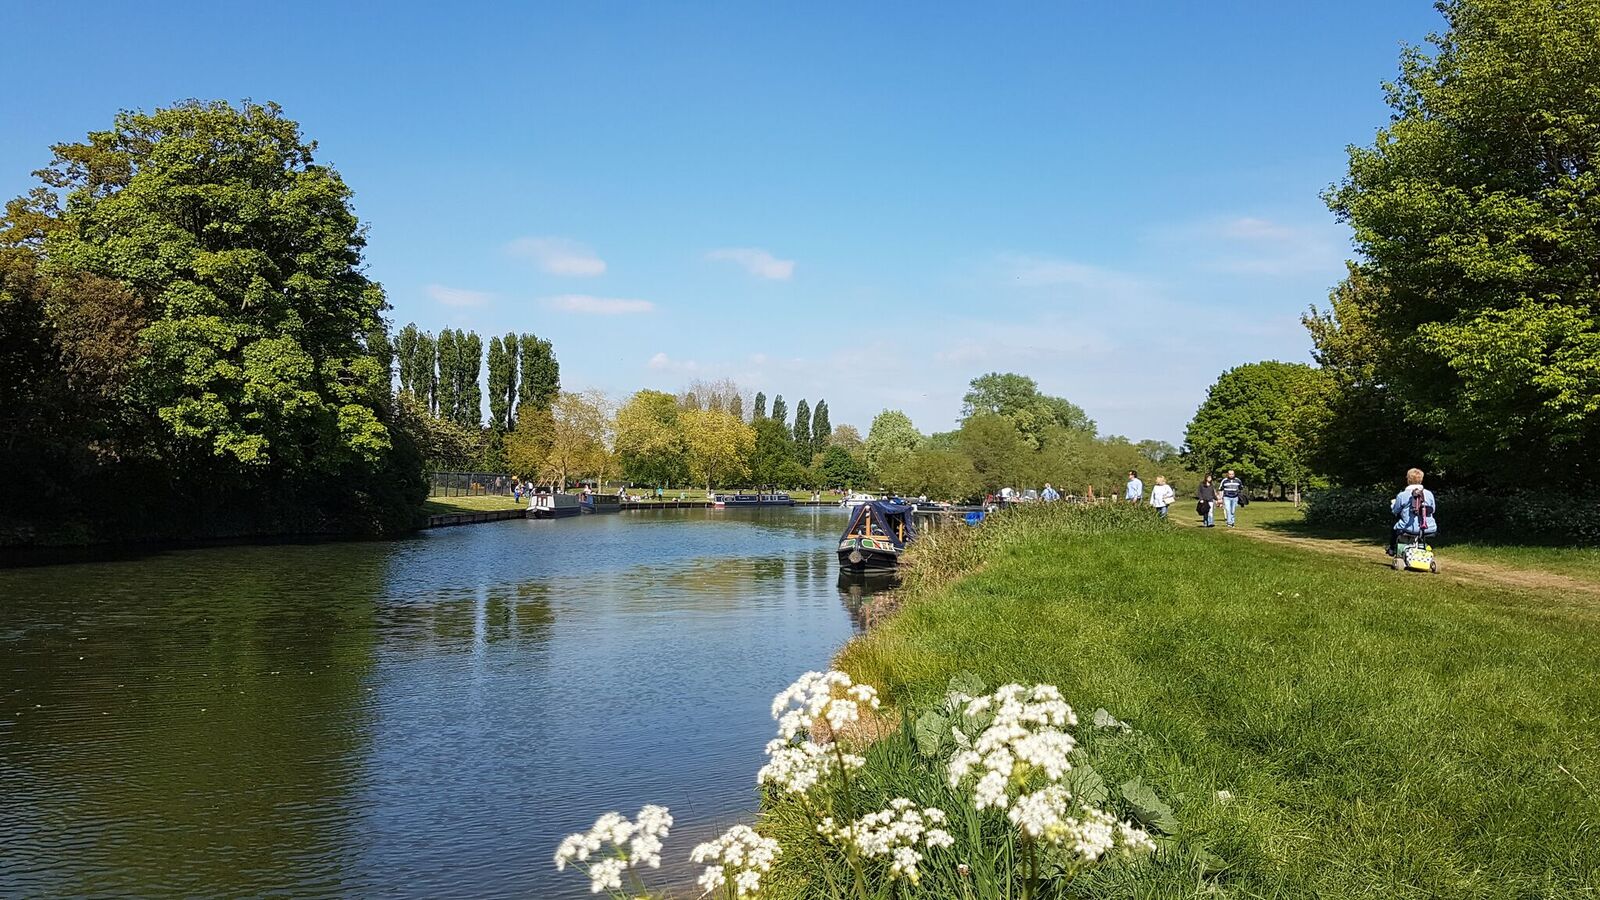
[
  {"left": 1124, "top": 470, "right": 1144, "bottom": 504},
  {"left": 1219, "top": 470, "right": 1244, "bottom": 527},
  {"left": 1387, "top": 467, "right": 1439, "bottom": 556},
  {"left": 1040, "top": 483, "right": 1061, "bottom": 502}
]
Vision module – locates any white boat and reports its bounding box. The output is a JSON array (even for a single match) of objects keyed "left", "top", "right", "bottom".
[
  {"left": 529, "top": 492, "right": 582, "bottom": 519},
  {"left": 839, "top": 491, "right": 878, "bottom": 509}
]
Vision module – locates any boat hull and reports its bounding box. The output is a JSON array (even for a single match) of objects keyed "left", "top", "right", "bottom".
[
  {"left": 530, "top": 506, "right": 581, "bottom": 519},
  {"left": 837, "top": 538, "right": 902, "bottom": 572}
]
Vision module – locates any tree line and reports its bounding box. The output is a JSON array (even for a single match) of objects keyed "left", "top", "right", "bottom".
[{"left": 1181, "top": 0, "right": 1600, "bottom": 500}]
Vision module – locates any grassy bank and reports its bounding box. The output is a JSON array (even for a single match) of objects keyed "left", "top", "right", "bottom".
[
  {"left": 420, "top": 494, "right": 526, "bottom": 516},
  {"left": 769, "top": 505, "right": 1600, "bottom": 897}
]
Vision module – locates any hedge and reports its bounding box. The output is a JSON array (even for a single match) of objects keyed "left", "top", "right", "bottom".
[{"left": 1304, "top": 487, "right": 1600, "bottom": 543}]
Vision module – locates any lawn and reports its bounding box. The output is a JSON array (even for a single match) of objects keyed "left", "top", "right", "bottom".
[
  {"left": 420, "top": 494, "right": 526, "bottom": 516},
  {"left": 1234, "top": 500, "right": 1600, "bottom": 583},
  {"left": 789, "top": 506, "right": 1600, "bottom": 898}
]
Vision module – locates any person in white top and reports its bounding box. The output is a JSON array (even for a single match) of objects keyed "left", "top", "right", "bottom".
[{"left": 1149, "top": 476, "right": 1176, "bottom": 519}]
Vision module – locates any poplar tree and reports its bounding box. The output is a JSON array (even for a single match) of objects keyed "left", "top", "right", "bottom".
[
  {"left": 792, "top": 399, "right": 811, "bottom": 463},
  {"left": 753, "top": 392, "right": 767, "bottom": 419},
  {"left": 770, "top": 395, "right": 787, "bottom": 427},
  {"left": 811, "top": 400, "right": 831, "bottom": 462},
  {"left": 518, "top": 333, "right": 560, "bottom": 412}
]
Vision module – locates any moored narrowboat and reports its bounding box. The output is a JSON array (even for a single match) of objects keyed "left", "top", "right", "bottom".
[
  {"left": 529, "top": 492, "right": 582, "bottom": 519},
  {"left": 837, "top": 500, "right": 917, "bottom": 572}
]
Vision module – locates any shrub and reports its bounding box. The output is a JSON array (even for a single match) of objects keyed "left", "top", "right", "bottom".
[{"left": 1304, "top": 488, "right": 1600, "bottom": 543}]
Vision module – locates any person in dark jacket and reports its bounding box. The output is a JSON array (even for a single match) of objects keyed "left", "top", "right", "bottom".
[{"left": 1196, "top": 475, "right": 1218, "bottom": 527}]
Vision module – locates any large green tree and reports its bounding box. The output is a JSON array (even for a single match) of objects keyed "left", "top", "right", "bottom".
[
  {"left": 1183, "top": 361, "right": 1330, "bottom": 495},
  {"left": 865, "top": 409, "right": 922, "bottom": 481},
  {"left": 960, "top": 372, "right": 1095, "bottom": 447},
  {"left": 1322, "top": 0, "right": 1600, "bottom": 487},
  {"left": 518, "top": 333, "right": 559, "bottom": 412},
  {"left": 769, "top": 394, "right": 787, "bottom": 428},
  {"left": 750, "top": 417, "right": 805, "bottom": 488},
  {"left": 810, "top": 400, "right": 830, "bottom": 463},
  {"left": 615, "top": 389, "right": 689, "bottom": 486},
  {"left": 486, "top": 332, "right": 518, "bottom": 431},
  {"left": 791, "top": 399, "right": 811, "bottom": 464},
  {"left": 753, "top": 391, "right": 767, "bottom": 419}
]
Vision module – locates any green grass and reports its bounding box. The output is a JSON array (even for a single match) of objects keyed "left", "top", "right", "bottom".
[
  {"left": 780, "top": 505, "right": 1600, "bottom": 898},
  {"left": 1235, "top": 501, "right": 1600, "bottom": 583},
  {"left": 420, "top": 494, "right": 525, "bottom": 516}
]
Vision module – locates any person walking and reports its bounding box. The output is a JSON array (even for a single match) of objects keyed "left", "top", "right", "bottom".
[
  {"left": 1197, "top": 474, "right": 1218, "bottom": 527},
  {"left": 1220, "top": 469, "right": 1244, "bottom": 527},
  {"left": 1124, "top": 470, "right": 1144, "bottom": 505},
  {"left": 1041, "top": 483, "right": 1060, "bottom": 502},
  {"left": 1149, "top": 476, "right": 1176, "bottom": 519}
]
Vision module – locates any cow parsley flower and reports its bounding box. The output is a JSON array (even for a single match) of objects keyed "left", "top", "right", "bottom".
[
  {"left": 553, "top": 805, "right": 674, "bottom": 894},
  {"left": 770, "top": 670, "right": 880, "bottom": 741},
  {"left": 757, "top": 737, "right": 865, "bottom": 795},
  {"left": 818, "top": 798, "right": 955, "bottom": 884},
  {"left": 947, "top": 684, "right": 1078, "bottom": 809},
  {"left": 691, "top": 824, "right": 781, "bottom": 897},
  {"left": 1007, "top": 786, "right": 1155, "bottom": 861}
]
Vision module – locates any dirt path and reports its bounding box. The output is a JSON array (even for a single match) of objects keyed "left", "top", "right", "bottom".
[{"left": 1181, "top": 519, "right": 1600, "bottom": 601}]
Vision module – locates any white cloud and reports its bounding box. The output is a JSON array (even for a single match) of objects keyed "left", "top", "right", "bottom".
[
  {"left": 544, "top": 294, "right": 655, "bottom": 315},
  {"left": 706, "top": 247, "right": 796, "bottom": 280},
  {"left": 1166, "top": 216, "right": 1344, "bottom": 276},
  {"left": 993, "top": 254, "right": 1154, "bottom": 298},
  {"left": 648, "top": 352, "right": 698, "bottom": 372},
  {"left": 508, "top": 237, "right": 607, "bottom": 276},
  {"left": 426, "top": 283, "right": 492, "bottom": 307}
]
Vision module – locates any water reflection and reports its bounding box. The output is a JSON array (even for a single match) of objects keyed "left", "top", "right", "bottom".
[
  {"left": 837, "top": 571, "right": 901, "bottom": 629},
  {"left": 0, "top": 508, "right": 856, "bottom": 899}
]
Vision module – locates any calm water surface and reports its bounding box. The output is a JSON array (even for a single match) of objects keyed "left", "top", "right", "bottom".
[{"left": 0, "top": 508, "right": 872, "bottom": 898}]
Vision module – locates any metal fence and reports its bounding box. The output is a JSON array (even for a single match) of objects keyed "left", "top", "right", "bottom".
[{"left": 429, "top": 471, "right": 517, "bottom": 498}]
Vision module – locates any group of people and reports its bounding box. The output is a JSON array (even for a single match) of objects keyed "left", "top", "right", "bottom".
[{"left": 1121, "top": 469, "right": 1245, "bottom": 526}]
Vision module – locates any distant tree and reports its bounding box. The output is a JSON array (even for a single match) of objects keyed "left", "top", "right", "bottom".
[
  {"left": 961, "top": 372, "right": 1095, "bottom": 447},
  {"left": 435, "top": 329, "right": 458, "bottom": 422},
  {"left": 396, "top": 323, "right": 421, "bottom": 396},
  {"left": 956, "top": 414, "right": 1031, "bottom": 493},
  {"left": 729, "top": 393, "right": 744, "bottom": 421},
  {"left": 810, "top": 400, "right": 830, "bottom": 462},
  {"left": 753, "top": 392, "right": 767, "bottom": 419},
  {"left": 456, "top": 330, "right": 483, "bottom": 427},
  {"left": 818, "top": 445, "right": 868, "bottom": 488},
  {"left": 792, "top": 399, "right": 811, "bottom": 463},
  {"left": 486, "top": 332, "right": 518, "bottom": 431},
  {"left": 1183, "top": 361, "right": 1331, "bottom": 496},
  {"left": 770, "top": 394, "right": 787, "bottom": 427},
  {"left": 505, "top": 404, "right": 554, "bottom": 481},
  {"left": 519, "top": 390, "right": 609, "bottom": 489},
  {"left": 882, "top": 448, "right": 981, "bottom": 501},
  {"left": 864, "top": 409, "right": 923, "bottom": 479},
  {"left": 518, "top": 334, "right": 559, "bottom": 412},
  {"left": 683, "top": 408, "right": 754, "bottom": 490},
  {"left": 396, "top": 394, "right": 482, "bottom": 470},
  {"left": 1136, "top": 440, "right": 1180, "bottom": 464},
  {"left": 1323, "top": 0, "right": 1600, "bottom": 488},
  {"left": 616, "top": 389, "right": 689, "bottom": 486},
  {"left": 415, "top": 331, "right": 438, "bottom": 414},
  {"left": 830, "top": 424, "right": 863, "bottom": 450},
  {"left": 750, "top": 417, "right": 803, "bottom": 487}
]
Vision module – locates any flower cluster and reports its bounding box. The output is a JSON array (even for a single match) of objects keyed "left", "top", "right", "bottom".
[
  {"left": 553, "top": 805, "right": 673, "bottom": 894},
  {"left": 818, "top": 798, "right": 955, "bottom": 884},
  {"left": 948, "top": 683, "right": 1079, "bottom": 809},
  {"left": 691, "top": 824, "right": 782, "bottom": 897},
  {"left": 758, "top": 737, "right": 865, "bottom": 796},
  {"left": 770, "top": 670, "right": 881, "bottom": 740},
  {"left": 1008, "top": 786, "right": 1154, "bottom": 860}
]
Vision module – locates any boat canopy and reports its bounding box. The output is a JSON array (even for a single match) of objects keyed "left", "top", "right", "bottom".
[{"left": 841, "top": 500, "right": 918, "bottom": 549}]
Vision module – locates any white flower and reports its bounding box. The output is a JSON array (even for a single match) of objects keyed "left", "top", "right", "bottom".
[
  {"left": 769, "top": 670, "right": 880, "bottom": 740},
  {"left": 946, "top": 684, "right": 1078, "bottom": 809},
  {"left": 692, "top": 825, "right": 781, "bottom": 897},
  {"left": 819, "top": 799, "right": 955, "bottom": 884},
  {"left": 757, "top": 738, "right": 865, "bottom": 796},
  {"left": 553, "top": 805, "right": 674, "bottom": 892},
  {"left": 1007, "top": 786, "right": 1155, "bottom": 861}
]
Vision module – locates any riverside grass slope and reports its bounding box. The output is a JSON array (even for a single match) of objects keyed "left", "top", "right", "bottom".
[{"left": 779, "top": 504, "right": 1600, "bottom": 898}]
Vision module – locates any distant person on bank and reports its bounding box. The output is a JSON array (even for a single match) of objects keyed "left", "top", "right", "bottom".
[
  {"left": 1149, "top": 476, "right": 1176, "bottom": 519},
  {"left": 1387, "top": 468, "right": 1439, "bottom": 557},
  {"left": 1219, "top": 469, "right": 1244, "bottom": 527},
  {"left": 1125, "top": 470, "right": 1144, "bottom": 505},
  {"left": 1196, "top": 475, "right": 1218, "bottom": 527},
  {"left": 1041, "top": 483, "right": 1060, "bottom": 502}
]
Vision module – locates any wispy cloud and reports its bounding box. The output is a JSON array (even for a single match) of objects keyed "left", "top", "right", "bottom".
[
  {"left": 426, "top": 283, "right": 492, "bottom": 307},
  {"left": 545, "top": 294, "right": 654, "bottom": 315},
  {"left": 1164, "top": 216, "right": 1344, "bottom": 276},
  {"left": 992, "top": 253, "right": 1156, "bottom": 300},
  {"left": 706, "top": 247, "right": 796, "bottom": 280},
  {"left": 648, "top": 352, "right": 699, "bottom": 372},
  {"left": 508, "top": 236, "right": 607, "bottom": 276}
]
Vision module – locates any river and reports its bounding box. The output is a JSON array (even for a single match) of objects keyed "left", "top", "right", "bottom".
[{"left": 0, "top": 507, "right": 872, "bottom": 898}]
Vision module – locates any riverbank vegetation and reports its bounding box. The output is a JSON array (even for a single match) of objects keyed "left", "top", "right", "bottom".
[{"left": 801, "top": 503, "right": 1600, "bottom": 897}]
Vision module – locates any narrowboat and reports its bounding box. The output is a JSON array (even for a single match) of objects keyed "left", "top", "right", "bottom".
[
  {"left": 529, "top": 492, "right": 582, "bottom": 519},
  {"left": 838, "top": 500, "right": 917, "bottom": 572},
  {"left": 714, "top": 493, "right": 796, "bottom": 507}
]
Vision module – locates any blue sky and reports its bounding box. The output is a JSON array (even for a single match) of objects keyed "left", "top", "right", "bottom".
[{"left": 3, "top": 2, "right": 1442, "bottom": 443}]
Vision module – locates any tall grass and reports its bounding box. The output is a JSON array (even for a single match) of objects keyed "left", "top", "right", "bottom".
[{"left": 777, "top": 504, "right": 1600, "bottom": 898}]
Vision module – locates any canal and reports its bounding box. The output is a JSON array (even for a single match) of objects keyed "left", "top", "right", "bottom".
[{"left": 0, "top": 507, "right": 867, "bottom": 898}]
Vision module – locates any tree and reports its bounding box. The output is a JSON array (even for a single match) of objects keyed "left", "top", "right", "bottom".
[
  {"left": 683, "top": 408, "right": 754, "bottom": 490},
  {"left": 518, "top": 334, "right": 559, "bottom": 412},
  {"left": 615, "top": 389, "right": 689, "bottom": 487},
  {"left": 956, "top": 414, "right": 1031, "bottom": 493},
  {"left": 729, "top": 393, "right": 744, "bottom": 421},
  {"left": 396, "top": 394, "right": 482, "bottom": 470},
  {"left": 1183, "top": 361, "right": 1331, "bottom": 495},
  {"left": 396, "top": 323, "right": 421, "bottom": 397},
  {"left": 435, "top": 329, "right": 458, "bottom": 423},
  {"left": 505, "top": 405, "right": 554, "bottom": 480},
  {"left": 750, "top": 417, "right": 803, "bottom": 487},
  {"left": 518, "top": 390, "right": 609, "bottom": 489},
  {"left": 753, "top": 392, "right": 767, "bottom": 419},
  {"left": 487, "top": 332, "right": 518, "bottom": 431},
  {"left": 830, "top": 424, "right": 864, "bottom": 450},
  {"left": 881, "top": 448, "right": 981, "bottom": 501},
  {"left": 1323, "top": 0, "right": 1600, "bottom": 488},
  {"left": 455, "top": 330, "right": 482, "bottom": 428},
  {"left": 960, "top": 372, "right": 1095, "bottom": 447},
  {"left": 865, "top": 410, "right": 922, "bottom": 479},
  {"left": 770, "top": 394, "right": 787, "bottom": 427},
  {"left": 818, "top": 445, "right": 868, "bottom": 488},
  {"left": 792, "top": 399, "right": 811, "bottom": 463},
  {"left": 810, "top": 400, "right": 830, "bottom": 463},
  {"left": 1136, "top": 440, "right": 1180, "bottom": 464},
  {"left": 415, "top": 331, "right": 438, "bottom": 413}
]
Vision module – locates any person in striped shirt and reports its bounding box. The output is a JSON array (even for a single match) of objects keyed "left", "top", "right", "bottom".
[{"left": 1219, "top": 470, "right": 1244, "bottom": 527}]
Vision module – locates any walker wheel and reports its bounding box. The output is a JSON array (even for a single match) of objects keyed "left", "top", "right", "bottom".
[
  {"left": 1429, "top": 560, "right": 1439, "bottom": 574},
  {"left": 1392, "top": 556, "right": 1405, "bottom": 571}
]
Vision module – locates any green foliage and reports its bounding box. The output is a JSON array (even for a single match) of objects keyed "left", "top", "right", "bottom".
[
  {"left": 615, "top": 389, "right": 689, "bottom": 486},
  {"left": 791, "top": 398, "right": 811, "bottom": 463},
  {"left": 956, "top": 414, "right": 1031, "bottom": 492},
  {"left": 517, "top": 333, "right": 559, "bottom": 412},
  {"left": 881, "top": 447, "right": 981, "bottom": 500},
  {"left": 750, "top": 417, "right": 806, "bottom": 488},
  {"left": 1304, "top": 486, "right": 1600, "bottom": 542},
  {"left": 770, "top": 394, "right": 787, "bottom": 427},
  {"left": 818, "top": 445, "right": 868, "bottom": 488},
  {"left": 810, "top": 399, "right": 831, "bottom": 462},
  {"left": 865, "top": 409, "right": 922, "bottom": 480},
  {"left": 961, "top": 372, "right": 1096, "bottom": 447},
  {"left": 486, "top": 332, "right": 518, "bottom": 431},
  {"left": 1321, "top": 0, "right": 1600, "bottom": 488},
  {"left": 1183, "top": 361, "right": 1330, "bottom": 493},
  {"left": 753, "top": 391, "right": 767, "bottom": 419}
]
